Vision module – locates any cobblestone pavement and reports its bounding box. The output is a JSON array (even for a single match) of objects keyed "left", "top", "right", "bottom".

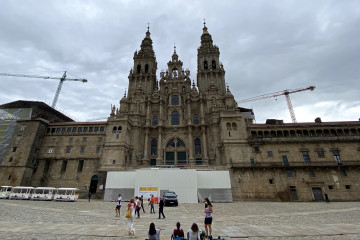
[{"left": 0, "top": 199, "right": 360, "bottom": 239}]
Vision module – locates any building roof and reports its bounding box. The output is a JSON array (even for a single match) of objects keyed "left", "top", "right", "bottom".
[{"left": 0, "top": 100, "right": 74, "bottom": 122}]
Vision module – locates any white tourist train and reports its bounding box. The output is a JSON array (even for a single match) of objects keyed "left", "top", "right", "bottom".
[
  {"left": 54, "top": 188, "right": 79, "bottom": 202},
  {"left": 0, "top": 186, "right": 79, "bottom": 202},
  {"left": 9, "top": 186, "right": 34, "bottom": 200},
  {"left": 31, "top": 187, "right": 57, "bottom": 201},
  {"left": 0, "top": 186, "right": 12, "bottom": 199}
]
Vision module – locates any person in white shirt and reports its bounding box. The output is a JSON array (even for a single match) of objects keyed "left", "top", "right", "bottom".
[{"left": 115, "top": 193, "right": 122, "bottom": 217}]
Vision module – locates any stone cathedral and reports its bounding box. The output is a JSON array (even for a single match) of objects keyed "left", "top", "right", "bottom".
[
  {"left": 102, "top": 25, "right": 252, "bottom": 172},
  {"left": 1, "top": 25, "right": 359, "bottom": 202}
]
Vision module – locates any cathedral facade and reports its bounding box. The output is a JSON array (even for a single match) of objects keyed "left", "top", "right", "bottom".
[{"left": 1, "top": 25, "right": 359, "bottom": 202}]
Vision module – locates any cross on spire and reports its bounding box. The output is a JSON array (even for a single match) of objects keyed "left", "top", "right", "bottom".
[
  {"left": 203, "top": 18, "right": 206, "bottom": 27},
  {"left": 147, "top": 22, "right": 150, "bottom": 31},
  {"left": 174, "top": 43, "right": 176, "bottom": 53}
]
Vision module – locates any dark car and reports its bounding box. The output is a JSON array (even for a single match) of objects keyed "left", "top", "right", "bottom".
[{"left": 163, "top": 191, "right": 178, "bottom": 206}]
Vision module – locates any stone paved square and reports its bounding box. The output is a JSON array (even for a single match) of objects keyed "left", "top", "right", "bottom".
[{"left": 1, "top": 199, "right": 360, "bottom": 239}]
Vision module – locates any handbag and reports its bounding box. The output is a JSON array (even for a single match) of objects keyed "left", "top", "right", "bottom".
[{"left": 125, "top": 208, "right": 131, "bottom": 218}]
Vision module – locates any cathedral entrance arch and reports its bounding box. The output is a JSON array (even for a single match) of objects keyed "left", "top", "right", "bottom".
[
  {"left": 165, "top": 138, "right": 187, "bottom": 166},
  {"left": 89, "top": 175, "right": 98, "bottom": 194}
]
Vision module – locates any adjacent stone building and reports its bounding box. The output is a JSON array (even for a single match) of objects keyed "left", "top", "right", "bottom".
[{"left": 0, "top": 25, "right": 359, "bottom": 201}]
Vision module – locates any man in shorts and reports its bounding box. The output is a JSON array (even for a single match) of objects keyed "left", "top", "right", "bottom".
[{"left": 115, "top": 193, "right": 122, "bottom": 217}]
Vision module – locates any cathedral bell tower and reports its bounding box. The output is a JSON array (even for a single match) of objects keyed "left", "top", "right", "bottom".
[
  {"left": 197, "top": 22, "right": 226, "bottom": 96},
  {"left": 128, "top": 27, "right": 158, "bottom": 98}
]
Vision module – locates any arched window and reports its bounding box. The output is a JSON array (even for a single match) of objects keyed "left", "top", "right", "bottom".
[
  {"left": 113, "top": 126, "right": 117, "bottom": 131},
  {"left": 177, "top": 139, "right": 185, "bottom": 147},
  {"left": 195, "top": 138, "right": 201, "bottom": 155},
  {"left": 193, "top": 114, "right": 199, "bottom": 124},
  {"left": 204, "top": 60, "right": 208, "bottom": 69},
  {"left": 145, "top": 64, "right": 149, "bottom": 73},
  {"left": 232, "top": 123, "right": 237, "bottom": 130},
  {"left": 152, "top": 116, "right": 158, "bottom": 126},
  {"left": 171, "top": 111, "right": 180, "bottom": 125},
  {"left": 118, "top": 126, "right": 122, "bottom": 131},
  {"left": 151, "top": 139, "right": 157, "bottom": 156},
  {"left": 137, "top": 64, "right": 141, "bottom": 73},
  {"left": 211, "top": 60, "right": 216, "bottom": 69},
  {"left": 226, "top": 123, "right": 231, "bottom": 130},
  {"left": 166, "top": 139, "right": 175, "bottom": 147}
]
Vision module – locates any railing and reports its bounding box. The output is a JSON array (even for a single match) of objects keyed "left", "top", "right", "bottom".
[{"left": 231, "top": 160, "right": 360, "bottom": 168}]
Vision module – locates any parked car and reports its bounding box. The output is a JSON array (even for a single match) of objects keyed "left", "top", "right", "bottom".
[{"left": 163, "top": 191, "right": 178, "bottom": 206}]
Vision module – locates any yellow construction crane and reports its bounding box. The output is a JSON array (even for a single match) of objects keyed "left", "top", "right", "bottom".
[
  {"left": 0, "top": 71, "right": 87, "bottom": 108},
  {"left": 237, "top": 86, "right": 316, "bottom": 123}
]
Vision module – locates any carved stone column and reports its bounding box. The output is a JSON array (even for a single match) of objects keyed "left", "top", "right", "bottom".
[
  {"left": 201, "top": 126, "right": 209, "bottom": 165},
  {"left": 143, "top": 128, "right": 149, "bottom": 164},
  {"left": 188, "top": 126, "right": 194, "bottom": 165},
  {"left": 157, "top": 128, "right": 163, "bottom": 164}
]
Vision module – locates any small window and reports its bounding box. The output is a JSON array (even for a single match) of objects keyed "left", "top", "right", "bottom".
[
  {"left": 80, "top": 146, "right": 85, "bottom": 153},
  {"left": 345, "top": 185, "right": 351, "bottom": 190},
  {"left": 171, "top": 95, "right": 180, "bottom": 105},
  {"left": 250, "top": 158, "right": 255, "bottom": 167},
  {"left": 267, "top": 151, "right": 273, "bottom": 157},
  {"left": 61, "top": 160, "right": 68, "bottom": 173},
  {"left": 20, "top": 124, "right": 25, "bottom": 132},
  {"left": 78, "top": 127, "right": 83, "bottom": 132},
  {"left": 145, "top": 64, "right": 149, "bottom": 73},
  {"left": 328, "top": 185, "right": 334, "bottom": 190},
  {"left": 137, "top": 64, "right": 141, "bottom": 73},
  {"left": 332, "top": 150, "right": 341, "bottom": 165},
  {"left": 269, "top": 179, "right": 274, "bottom": 184},
  {"left": 8, "top": 175, "right": 11, "bottom": 180},
  {"left": 67, "top": 127, "right": 71, "bottom": 133},
  {"left": 309, "top": 170, "right": 315, "bottom": 177},
  {"left": 254, "top": 146, "right": 259, "bottom": 152},
  {"left": 89, "top": 127, "right": 93, "bottom": 132},
  {"left": 12, "top": 147, "right": 17, "bottom": 152},
  {"left": 286, "top": 171, "right": 293, "bottom": 177},
  {"left": 282, "top": 156, "right": 289, "bottom": 166},
  {"left": 9, "top": 157, "right": 13, "bottom": 162},
  {"left": 340, "top": 169, "right": 347, "bottom": 177},
  {"left": 226, "top": 122, "right": 231, "bottom": 130},
  {"left": 204, "top": 60, "right": 208, "bottom": 69},
  {"left": 77, "top": 160, "right": 84, "bottom": 172},
  {"left": 61, "top": 128, "right": 66, "bottom": 133},
  {"left": 83, "top": 127, "right": 88, "bottom": 132},
  {"left": 302, "top": 151, "right": 311, "bottom": 162},
  {"left": 56, "top": 128, "right": 61, "bottom": 133},
  {"left": 48, "top": 148, "right": 53, "bottom": 154},
  {"left": 96, "top": 146, "right": 101, "bottom": 153},
  {"left": 100, "top": 126, "right": 105, "bottom": 132},
  {"left": 193, "top": 114, "right": 199, "bottom": 125},
  {"left": 94, "top": 127, "right": 99, "bottom": 132},
  {"left": 66, "top": 146, "right": 71, "bottom": 153},
  {"left": 69, "top": 137, "right": 73, "bottom": 143},
  {"left": 116, "top": 134, "right": 119, "bottom": 139},
  {"left": 82, "top": 137, "right": 87, "bottom": 142},
  {"left": 98, "top": 137, "right": 102, "bottom": 142},
  {"left": 232, "top": 123, "right": 237, "bottom": 130},
  {"left": 171, "top": 111, "right": 180, "bottom": 125},
  {"left": 112, "top": 160, "right": 116, "bottom": 164},
  {"left": 317, "top": 150, "right": 325, "bottom": 157},
  {"left": 152, "top": 116, "right": 158, "bottom": 126},
  {"left": 72, "top": 127, "right": 77, "bottom": 133}
]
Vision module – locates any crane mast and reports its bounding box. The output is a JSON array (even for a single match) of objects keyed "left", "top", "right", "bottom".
[
  {"left": 238, "top": 86, "right": 315, "bottom": 123},
  {"left": 0, "top": 71, "right": 87, "bottom": 108}
]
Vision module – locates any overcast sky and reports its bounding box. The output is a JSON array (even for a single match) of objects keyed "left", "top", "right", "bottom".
[{"left": 0, "top": 0, "right": 359, "bottom": 123}]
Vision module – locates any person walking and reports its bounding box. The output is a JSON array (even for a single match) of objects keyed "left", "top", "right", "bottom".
[
  {"left": 115, "top": 193, "right": 122, "bottom": 217},
  {"left": 324, "top": 192, "right": 330, "bottom": 203},
  {"left": 88, "top": 191, "right": 92, "bottom": 202},
  {"left": 158, "top": 197, "right": 165, "bottom": 219},
  {"left": 204, "top": 198, "right": 213, "bottom": 239},
  {"left": 127, "top": 198, "right": 136, "bottom": 235},
  {"left": 140, "top": 195, "right": 146, "bottom": 213},
  {"left": 135, "top": 196, "right": 141, "bottom": 218},
  {"left": 150, "top": 194, "right": 155, "bottom": 214}
]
